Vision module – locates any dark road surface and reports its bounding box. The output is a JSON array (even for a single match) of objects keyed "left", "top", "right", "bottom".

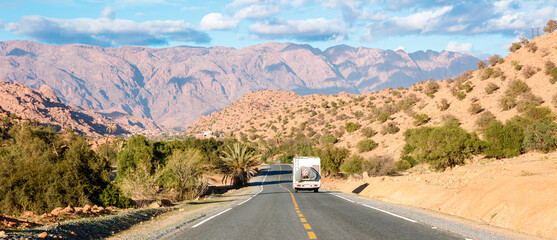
[{"left": 164, "top": 164, "right": 467, "bottom": 240}]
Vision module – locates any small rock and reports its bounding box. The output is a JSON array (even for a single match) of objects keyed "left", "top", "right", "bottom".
[
  {"left": 63, "top": 205, "right": 74, "bottom": 213},
  {"left": 37, "top": 232, "right": 48, "bottom": 239},
  {"left": 21, "top": 211, "right": 35, "bottom": 217},
  {"left": 83, "top": 205, "right": 92, "bottom": 212},
  {"left": 149, "top": 202, "right": 161, "bottom": 208},
  {"left": 0, "top": 231, "right": 7, "bottom": 237}
]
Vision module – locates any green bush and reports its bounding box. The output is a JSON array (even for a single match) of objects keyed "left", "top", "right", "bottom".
[
  {"left": 475, "top": 111, "right": 497, "bottom": 130},
  {"left": 523, "top": 120, "right": 557, "bottom": 153},
  {"left": 319, "top": 134, "right": 338, "bottom": 146},
  {"left": 483, "top": 121, "right": 524, "bottom": 158},
  {"left": 0, "top": 122, "right": 110, "bottom": 215},
  {"left": 395, "top": 159, "right": 412, "bottom": 170},
  {"left": 340, "top": 155, "right": 364, "bottom": 176},
  {"left": 99, "top": 184, "right": 135, "bottom": 208},
  {"left": 345, "top": 122, "right": 362, "bottom": 133},
  {"left": 549, "top": 67, "right": 557, "bottom": 84},
  {"left": 516, "top": 93, "right": 543, "bottom": 113},
  {"left": 511, "top": 60, "right": 522, "bottom": 70},
  {"left": 507, "top": 79, "right": 530, "bottom": 96},
  {"left": 499, "top": 95, "right": 517, "bottom": 110},
  {"left": 480, "top": 67, "right": 494, "bottom": 80},
  {"left": 397, "top": 94, "right": 419, "bottom": 111},
  {"left": 357, "top": 139, "right": 378, "bottom": 152},
  {"left": 361, "top": 127, "right": 377, "bottom": 138},
  {"left": 381, "top": 122, "right": 400, "bottom": 135},
  {"left": 522, "top": 65, "right": 537, "bottom": 79},
  {"left": 317, "top": 146, "right": 350, "bottom": 176},
  {"left": 521, "top": 106, "right": 555, "bottom": 122},
  {"left": 468, "top": 103, "right": 484, "bottom": 115},
  {"left": 509, "top": 42, "right": 521, "bottom": 52},
  {"left": 403, "top": 125, "right": 484, "bottom": 170},
  {"left": 413, "top": 113, "right": 430, "bottom": 126},
  {"left": 485, "top": 82, "right": 499, "bottom": 94}
]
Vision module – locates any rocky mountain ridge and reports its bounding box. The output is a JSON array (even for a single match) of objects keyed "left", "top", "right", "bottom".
[{"left": 0, "top": 40, "right": 479, "bottom": 131}]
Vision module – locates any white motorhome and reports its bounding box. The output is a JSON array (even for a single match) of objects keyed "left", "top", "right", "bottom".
[{"left": 292, "top": 157, "right": 321, "bottom": 192}]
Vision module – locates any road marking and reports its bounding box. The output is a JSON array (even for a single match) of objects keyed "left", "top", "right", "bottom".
[
  {"left": 278, "top": 164, "right": 318, "bottom": 239},
  {"left": 330, "top": 193, "right": 355, "bottom": 203},
  {"left": 191, "top": 208, "right": 232, "bottom": 228},
  {"left": 361, "top": 204, "right": 417, "bottom": 223},
  {"left": 237, "top": 167, "right": 269, "bottom": 206},
  {"left": 237, "top": 197, "right": 252, "bottom": 206}
]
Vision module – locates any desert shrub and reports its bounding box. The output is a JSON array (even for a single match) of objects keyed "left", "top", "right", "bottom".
[
  {"left": 340, "top": 155, "right": 364, "bottom": 176},
  {"left": 438, "top": 98, "right": 450, "bottom": 111},
  {"left": 498, "top": 58, "right": 505, "bottom": 64},
  {"left": 553, "top": 93, "right": 557, "bottom": 107},
  {"left": 163, "top": 149, "right": 207, "bottom": 201},
  {"left": 468, "top": 102, "right": 484, "bottom": 115},
  {"left": 442, "top": 115, "right": 461, "bottom": 127},
  {"left": 413, "top": 113, "right": 430, "bottom": 126},
  {"left": 453, "top": 90, "right": 466, "bottom": 100},
  {"left": 357, "top": 139, "right": 378, "bottom": 152},
  {"left": 509, "top": 42, "right": 521, "bottom": 52},
  {"left": 397, "top": 94, "right": 419, "bottom": 111},
  {"left": 521, "top": 106, "right": 555, "bottom": 122},
  {"left": 544, "top": 60, "right": 555, "bottom": 75},
  {"left": 345, "top": 122, "right": 362, "bottom": 133},
  {"left": 475, "top": 111, "right": 497, "bottom": 130},
  {"left": 354, "top": 111, "right": 364, "bottom": 118},
  {"left": 363, "top": 155, "right": 396, "bottom": 176},
  {"left": 522, "top": 65, "right": 537, "bottom": 79},
  {"left": 460, "top": 81, "right": 473, "bottom": 92},
  {"left": 480, "top": 67, "right": 494, "bottom": 80},
  {"left": 511, "top": 60, "right": 522, "bottom": 70},
  {"left": 525, "top": 42, "right": 538, "bottom": 53},
  {"left": 485, "top": 82, "right": 499, "bottom": 94},
  {"left": 523, "top": 120, "right": 557, "bottom": 153},
  {"left": 317, "top": 146, "right": 350, "bottom": 176},
  {"left": 487, "top": 54, "right": 500, "bottom": 66},
  {"left": 395, "top": 159, "right": 412, "bottom": 170},
  {"left": 506, "top": 79, "right": 530, "bottom": 96},
  {"left": 424, "top": 79, "right": 440, "bottom": 98},
  {"left": 483, "top": 121, "right": 524, "bottom": 158},
  {"left": 99, "top": 184, "right": 135, "bottom": 208},
  {"left": 516, "top": 92, "right": 543, "bottom": 113},
  {"left": 477, "top": 61, "right": 486, "bottom": 69},
  {"left": 549, "top": 68, "right": 557, "bottom": 84},
  {"left": 381, "top": 122, "right": 400, "bottom": 135},
  {"left": 361, "top": 127, "right": 377, "bottom": 138},
  {"left": 372, "top": 104, "right": 398, "bottom": 123},
  {"left": 499, "top": 95, "right": 517, "bottom": 110},
  {"left": 544, "top": 19, "right": 557, "bottom": 33},
  {"left": 403, "top": 125, "right": 483, "bottom": 170},
  {"left": 0, "top": 123, "right": 110, "bottom": 215},
  {"left": 319, "top": 134, "right": 338, "bottom": 146}
]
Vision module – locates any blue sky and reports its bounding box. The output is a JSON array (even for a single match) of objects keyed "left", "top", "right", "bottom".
[{"left": 0, "top": 0, "right": 555, "bottom": 58}]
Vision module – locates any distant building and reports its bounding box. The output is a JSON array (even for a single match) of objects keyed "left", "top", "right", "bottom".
[{"left": 195, "top": 131, "right": 214, "bottom": 139}]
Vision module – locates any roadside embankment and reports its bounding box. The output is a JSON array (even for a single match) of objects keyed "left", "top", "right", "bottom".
[{"left": 323, "top": 152, "right": 557, "bottom": 239}]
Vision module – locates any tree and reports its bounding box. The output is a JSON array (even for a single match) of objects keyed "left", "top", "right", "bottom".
[
  {"left": 164, "top": 149, "right": 206, "bottom": 200},
  {"left": 220, "top": 142, "right": 261, "bottom": 188},
  {"left": 105, "top": 122, "right": 116, "bottom": 158},
  {"left": 544, "top": 19, "right": 557, "bottom": 33}
]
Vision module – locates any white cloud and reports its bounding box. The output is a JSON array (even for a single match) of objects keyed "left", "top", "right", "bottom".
[
  {"left": 249, "top": 18, "right": 348, "bottom": 41},
  {"left": 101, "top": 7, "right": 116, "bottom": 19},
  {"left": 392, "top": 6, "right": 453, "bottom": 33},
  {"left": 446, "top": 41, "right": 472, "bottom": 52},
  {"left": 200, "top": 13, "right": 240, "bottom": 30},
  {"left": 5, "top": 15, "right": 210, "bottom": 46},
  {"left": 395, "top": 46, "right": 406, "bottom": 52},
  {"left": 234, "top": 4, "right": 281, "bottom": 20}
]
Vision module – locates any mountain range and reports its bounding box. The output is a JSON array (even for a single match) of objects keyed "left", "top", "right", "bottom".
[{"left": 0, "top": 40, "right": 479, "bottom": 131}]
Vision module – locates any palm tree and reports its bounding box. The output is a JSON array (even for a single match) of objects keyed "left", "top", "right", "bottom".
[{"left": 221, "top": 142, "right": 261, "bottom": 188}]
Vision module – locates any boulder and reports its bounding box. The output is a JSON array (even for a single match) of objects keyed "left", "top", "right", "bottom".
[
  {"left": 83, "top": 205, "right": 92, "bottom": 212},
  {"left": 149, "top": 202, "right": 161, "bottom": 208},
  {"left": 63, "top": 205, "right": 74, "bottom": 213},
  {"left": 21, "top": 211, "right": 35, "bottom": 217},
  {"left": 50, "top": 207, "right": 64, "bottom": 216},
  {"left": 37, "top": 232, "right": 48, "bottom": 239},
  {"left": 0, "top": 231, "right": 6, "bottom": 237}
]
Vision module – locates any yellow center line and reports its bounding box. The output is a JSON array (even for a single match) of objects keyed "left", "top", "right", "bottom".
[{"left": 278, "top": 164, "right": 317, "bottom": 240}]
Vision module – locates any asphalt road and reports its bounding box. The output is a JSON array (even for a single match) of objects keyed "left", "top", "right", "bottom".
[{"left": 164, "top": 164, "right": 467, "bottom": 240}]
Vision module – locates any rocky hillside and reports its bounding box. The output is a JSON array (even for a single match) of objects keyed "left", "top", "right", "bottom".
[
  {"left": 188, "top": 31, "right": 557, "bottom": 159},
  {"left": 0, "top": 40, "right": 478, "bottom": 131},
  {"left": 0, "top": 81, "right": 128, "bottom": 136}
]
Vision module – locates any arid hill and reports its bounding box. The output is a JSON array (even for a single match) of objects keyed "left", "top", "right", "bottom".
[
  {"left": 0, "top": 40, "right": 478, "bottom": 131},
  {"left": 188, "top": 31, "right": 557, "bottom": 159},
  {"left": 0, "top": 81, "right": 128, "bottom": 136}
]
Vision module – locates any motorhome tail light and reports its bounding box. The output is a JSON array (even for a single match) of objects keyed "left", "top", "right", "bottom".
[
  {"left": 297, "top": 184, "right": 301, "bottom": 187},
  {"left": 314, "top": 184, "right": 318, "bottom": 187}
]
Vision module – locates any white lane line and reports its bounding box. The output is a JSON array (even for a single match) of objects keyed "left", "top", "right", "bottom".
[
  {"left": 361, "top": 204, "right": 417, "bottom": 223},
  {"left": 329, "top": 193, "right": 355, "bottom": 203},
  {"left": 237, "top": 167, "right": 269, "bottom": 206},
  {"left": 192, "top": 208, "right": 232, "bottom": 228}
]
